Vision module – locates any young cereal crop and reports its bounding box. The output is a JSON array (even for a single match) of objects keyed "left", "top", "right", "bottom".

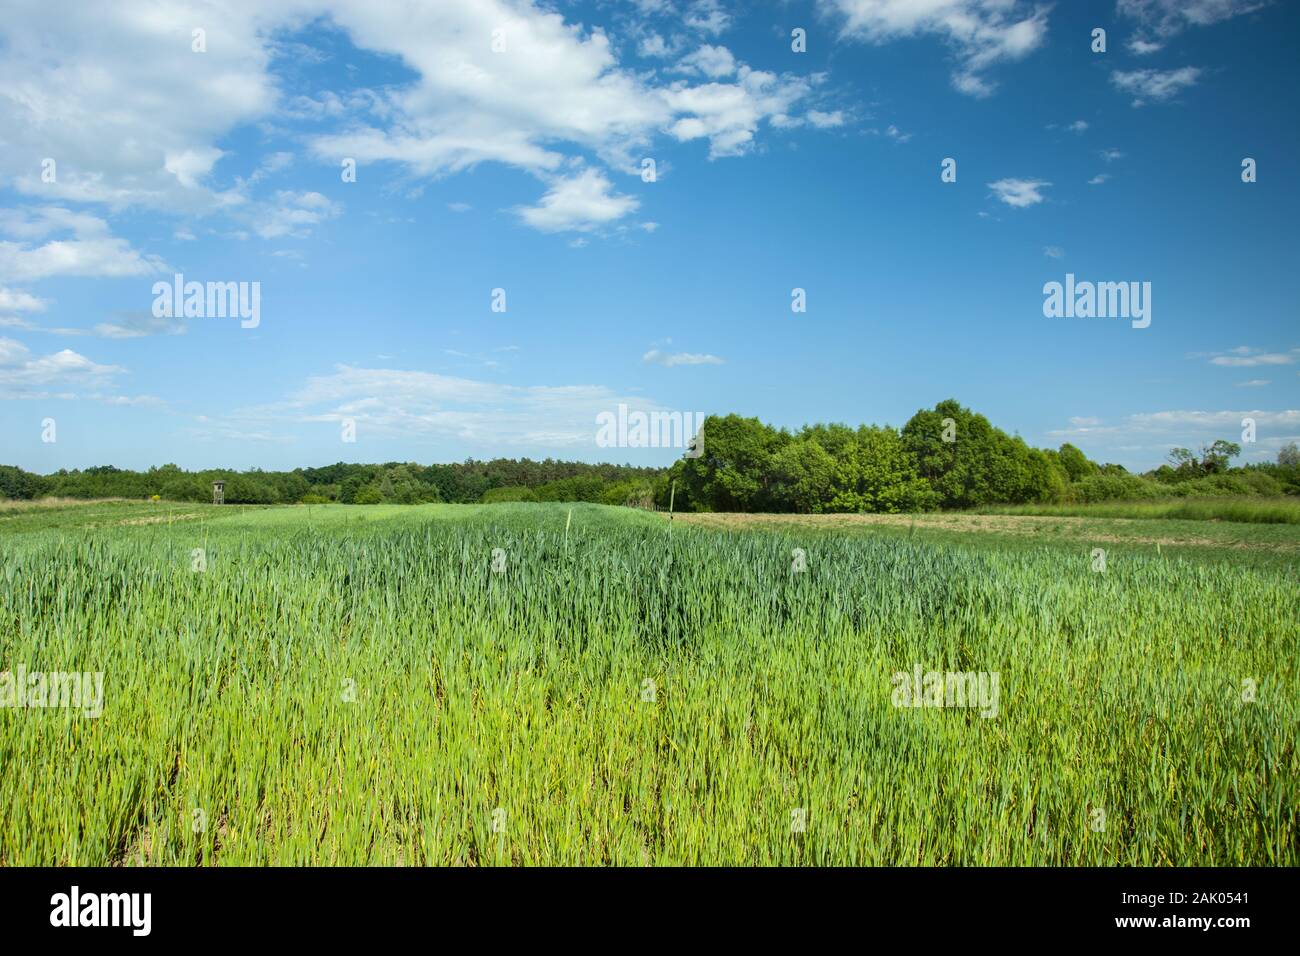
[{"left": 0, "top": 503, "right": 1295, "bottom": 865}]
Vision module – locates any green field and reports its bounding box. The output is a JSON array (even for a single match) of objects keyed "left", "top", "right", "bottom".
[
  {"left": 972, "top": 497, "right": 1300, "bottom": 525},
  {"left": 1, "top": 501, "right": 1295, "bottom": 865}
]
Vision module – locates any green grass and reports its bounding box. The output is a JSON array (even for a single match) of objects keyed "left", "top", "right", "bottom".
[
  {"left": 973, "top": 496, "right": 1300, "bottom": 525},
  {"left": 1, "top": 502, "right": 1295, "bottom": 865}
]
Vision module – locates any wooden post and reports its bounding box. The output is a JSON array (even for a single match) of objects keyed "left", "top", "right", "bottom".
[{"left": 668, "top": 481, "right": 676, "bottom": 521}]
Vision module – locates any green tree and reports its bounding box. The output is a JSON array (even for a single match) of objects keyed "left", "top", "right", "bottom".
[
  {"left": 1057, "top": 443, "right": 1096, "bottom": 482},
  {"left": 354, "top": 485, "right": 384, "bottom": 504},
  {"left": 1200, "top": 440, "right": 1241, "bottom": 474},
  {"left": 770, "top": 439, "right": 838, "bottom": 513},
  {"left": 674, "top": 414, "right": 789, "bottom": 511}
]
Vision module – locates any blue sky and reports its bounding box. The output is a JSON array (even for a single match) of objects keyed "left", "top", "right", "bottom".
[{"left": 1, "top": 0, "right": 1296, "bottom": 473}]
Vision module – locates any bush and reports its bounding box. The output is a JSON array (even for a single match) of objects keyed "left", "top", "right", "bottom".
[
  {"left": 1071, "top": 472, "right": 1168, "bottom": 503},
  {"left": 534, "top": 476, "right": 606, "bottom": 503},
  {"left": 353, "top": 485, "right": 384, "bottom": 504}
]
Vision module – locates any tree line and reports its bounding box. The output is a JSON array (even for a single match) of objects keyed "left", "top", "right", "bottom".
[
  {"left": 666, "top": 400, "right": 1298, "bottom": 512},
  {"left": 3, "top": 399, "right": 1297, "bottom": 510}
]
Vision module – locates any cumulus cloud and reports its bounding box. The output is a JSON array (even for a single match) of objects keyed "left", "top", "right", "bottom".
[
  {"left": 0, "top": 286, "right": 49, "bottom": 313},
  {"left": 0, "top": 0, "right": 280, "bottom": 212},
  {"left": 93, "top": 312, "right": 188, "bottom": 339},
  {"left": 1111, "top": 67, "right": 1201, "bottom": 106},
  {"left": 642, "top": 348, "right": 724, "bottom": 367},
  {"left": 807, "top": 110, "right": 847, "bottom": 128},
  {"left": 1048, "top": 406, "right": 1300, "bottom": 463},
  {"left": 0, "top": 207, "right": 167, "bottom": 282},
  {"left": 304, "top": 0, "right": 818, "bottom": 220},
  {"left": 1, "top": 1, "right": 824, "bottom": 240},
  {"left": 987, "top": 178, "right": 1050, "bottom": 208},
  {"left": 684, "top": 0, "right": 732, "bottom": 35},
  {"left": 250, "top": 191, "right": 342, "bottom": 239},
  {"left": 1119, "top": 0, "right": 1269, "bottom": 37},
  {"left": 676, "top": 44, "right": 737, "bottom": 78},
  {"left": 1203, "top": 346, "right": 1298, "bottom": 368},
  {"left": 515, "top": 168, "right": 640, "bottom": 233},
  {"left": 223, "top": 362, "right": 683, "bottom": 449},
  {"left": 662, "top": 66, "right": 815, "bottom": 158},
  {"left": 1128, "top": 37, "right": 1164, "bottom": 54},
  {"left": 822, "top": 0, "right": 1048, "bottom": 97},
  {"left": 0, "top": 336, "right": 124, "bottom": 398}
]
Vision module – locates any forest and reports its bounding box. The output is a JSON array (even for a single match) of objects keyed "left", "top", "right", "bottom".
[{"left": 4, "top": 400, "right": 1297, "bottom": 512}]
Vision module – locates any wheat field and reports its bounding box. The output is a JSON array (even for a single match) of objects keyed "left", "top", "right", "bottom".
[{"left": 0, "top": 501, "right": 1294, "bottom": 865}]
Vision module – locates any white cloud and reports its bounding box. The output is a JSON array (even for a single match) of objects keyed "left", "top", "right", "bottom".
[
  {"left": 1110, "top": 67, "right": 1201, "bottom": 106},
  {"left": 515, "top": 168, "right": 640, "bottom": 233},
  {"left": 251, "top": 191, "right": 341, "bottom": 239},
  {"left": 677, "top": 44, "right": 736, "bottom": 78},
  {"left": 0, "top": 1, "right": 281, "bottom": 212},
  {"left": 1048, "top": 407, "right": 1300, "bottom": 463},
  {"left": 303, "top": 1, "right": 815, "bottom": 223},
  {"left": 662, "top": 67, "right": 814, "bottom": 159},
  {"left": 1128, "top": 37, "right": 1163, "bottom": 54},
  {"left": 1119, "top": 0, "right": 1268, "bottom": 36},
  {"left": 0, "top": 1, "right": 826, "bottom": 241},
  {"left": 0, "top": 207, "right": 167, "bottom": 282},
  {"left": 1043, "top": 246, "right": 1064, "bottom": 259},
  {"left": 807, "top": 110, "right": 847, "bottom": 128},
  {"left": 1208, "top": 349, "right": 1296, "bottom": 367},
  {"left": 1088, "top": 174, "right": 1110, "bottom": 185},
  {"left": 642, "top": 348, "right": 724, "bottom": 367},
  {"left": 1128, "top": 409, "right": 1299, "bottom": 429},
  {"left": 96, "top": 393, "right": 165, "bottom": 407},
  {"left": 226, "top": 362, "right": 681, "bottom": 449},
  {"left": 94, "top": 312, "right": 187, "bottom": 339},
  {"left": 0, "top": 336, "right": 124, "bottom": 398},
  {"left": 1100, "top": 148, "right": 1125, "bottom": 162},
  {"left": 0, "top": 286, "right": 48, "bottom": 313},
  {"left": 987, "top": 178, "right": 1050, "bottom": 208},
  {"left": 1067, "top": 120, "right": 1088, "bottom": 133},
  {"left": 1236, "top": 379, "right": 1270, "bottom": 387},
  {"left": 638, "top": 33, "right": 679, "bottom": 58},
  {"left": 684, "top": 0, "right": 732, "bottom": 35},
  {"left": 823, "top": 0, "right": 1048, "bottom": 97}
]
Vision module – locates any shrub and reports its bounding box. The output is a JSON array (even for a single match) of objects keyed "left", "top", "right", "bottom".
[{"left": 353, "top": 485, "right": 384, "bottom": 505}]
